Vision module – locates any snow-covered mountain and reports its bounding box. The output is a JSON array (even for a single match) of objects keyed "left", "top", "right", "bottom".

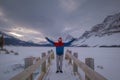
[
  {"left": 73, "top": 12, "right": 120, "bottom": 47},
  {"left": 0, "top": 31, "right": 51, "bottom": 46}
]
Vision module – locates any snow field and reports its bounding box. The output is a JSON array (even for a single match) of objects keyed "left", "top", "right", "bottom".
[{"left": 0, "top": 47, "right": 120, "bottom": 80}]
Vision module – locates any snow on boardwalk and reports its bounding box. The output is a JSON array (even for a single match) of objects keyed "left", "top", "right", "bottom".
[{"left": 44, "top": 58, "right": 79, "bottom": 80}]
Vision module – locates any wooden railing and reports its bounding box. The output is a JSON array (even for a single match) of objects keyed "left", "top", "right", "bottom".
[
  {"left": 10, "top": 49, "right": 107, "bottom": 80},
  {"left": 65, "top": 50, "right": 107, "bottom": 80},
  {"left": 10, "top": 50, "right": 54, "bottom": 80}
]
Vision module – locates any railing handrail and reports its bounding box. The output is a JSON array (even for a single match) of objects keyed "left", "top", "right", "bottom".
[
  {"left": 10, "top": 53, "right": 51, "bottom": 80},
  {"left": 66, "top": 52, "right": 107, "bottom": 80}
]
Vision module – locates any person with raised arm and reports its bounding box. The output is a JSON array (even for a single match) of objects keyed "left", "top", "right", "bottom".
[{"left": 45, "top": 37, "right": 75, "bottom": 73}]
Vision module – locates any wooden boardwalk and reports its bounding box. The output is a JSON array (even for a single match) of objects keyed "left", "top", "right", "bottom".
[{"left": 44, "top": 58, "right": 79, "bottom": 80}]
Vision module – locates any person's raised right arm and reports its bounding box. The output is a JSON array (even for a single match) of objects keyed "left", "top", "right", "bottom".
[{"left": 45, "top": 37, "right": 54, "bottom": 44}]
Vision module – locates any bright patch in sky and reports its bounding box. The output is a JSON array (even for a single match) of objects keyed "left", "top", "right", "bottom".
[
  {"left": 0, "top": 11, "right": 3, "bottom": 16},
  {"left": 59, "top": 0, "right": 86, "bottom": 13},
  {"left": 35, "top": 37, "right": 46, "bottom": 42},
  {"left": 12, "top": 26, "right": 40, "bottom": 34},
  {"left": 0, "top": 9, "right": 4, "bottom": 17},
  {"left": 9, "top": 32, "right": 23, "bottom": 37}
]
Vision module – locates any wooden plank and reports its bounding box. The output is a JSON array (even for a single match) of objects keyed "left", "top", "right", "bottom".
[
  {"left": 66, "top": 53, "right": 107, "bottom": 80},
  {"left": 10, "top": 54, "right": 51, "bottom": 80}
]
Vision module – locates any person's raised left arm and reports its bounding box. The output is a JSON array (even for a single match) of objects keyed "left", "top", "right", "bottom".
[{"left": 64, "top": 38, "right": 76, "bottom": 46}]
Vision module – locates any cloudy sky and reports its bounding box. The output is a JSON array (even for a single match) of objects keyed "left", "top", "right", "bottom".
[{"left": 0, "top": 0, "right": 120, "bottom": 42}]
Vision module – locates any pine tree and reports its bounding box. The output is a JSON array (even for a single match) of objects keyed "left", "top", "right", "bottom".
[{"left": 0, "top": 34, "right": 4, "bottom": 49}]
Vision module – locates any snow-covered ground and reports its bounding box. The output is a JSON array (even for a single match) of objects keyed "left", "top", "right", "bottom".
[{"left": 0, "top": 46, "right": 120, "bottom": 80}]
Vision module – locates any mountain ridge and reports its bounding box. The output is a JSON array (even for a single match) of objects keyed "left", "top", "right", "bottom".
[
  {"left": 0, "top": 31, "right": 52, "bottom": 46},
  {"left": 73, "top": 12, "right": 120, "bottom": 47}
]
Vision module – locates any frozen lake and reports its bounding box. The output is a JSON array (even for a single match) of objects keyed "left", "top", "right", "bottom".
[{"left": 0, "top": 46, "right": 120, "bottom": 80}]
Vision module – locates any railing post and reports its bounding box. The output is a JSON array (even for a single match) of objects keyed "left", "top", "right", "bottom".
[
  {"left": 73, "top": 52, "right": 78, "bottom": 75},
  {"left": 68, "top": 50, "right": 72, "bottom": 64},
  {"left": 24, "top": 57, "right": 34, "bottom": 80},
  {"left": 41, "top": 52, "right": 46, "bottom": 73},
  {"left": 65, "top": 49, "right": 69, "bottom": 60},
  {"left": 48, "top": 50, "right": 51, "bottom": 65},
  {"left": 51, "top": 49, "right": 54, "bottom": 59},
  {"left": 24, "top": 57, "right": 33, "bottom": 68},
  {"left": 85, "top": 58, "right": 94, "bottom": 80}
]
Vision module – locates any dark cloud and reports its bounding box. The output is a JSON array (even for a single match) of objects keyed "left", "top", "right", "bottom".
[
  {"left": 0, "top": 0, "right": 120, "bottom": 41},
  {"left": 0, "top": 0, "right": 57, "bottom": 26}
]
